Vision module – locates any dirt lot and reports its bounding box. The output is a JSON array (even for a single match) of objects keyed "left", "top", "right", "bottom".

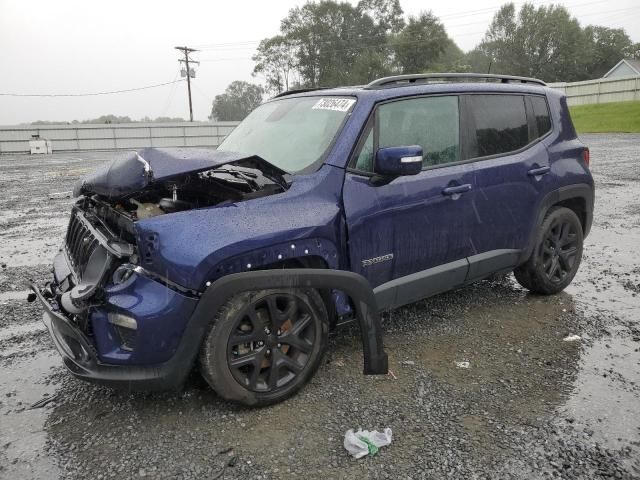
[{"left": 1, "top": 135, "right": 639, "bottom": 479}]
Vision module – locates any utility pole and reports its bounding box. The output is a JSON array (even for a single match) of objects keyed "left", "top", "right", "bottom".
[{"left": 174, "top": 46, "right": 199, "bottom": 122}]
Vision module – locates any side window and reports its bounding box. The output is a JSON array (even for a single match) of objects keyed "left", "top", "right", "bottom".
[
  {"left": 530, "top": 96, "right": 551, "bottom": 137},
  {"left": 378, "top": 96, "right": 460, "bottom": 168},
  {"left": 354, "top": 127, "right": 374, "bottom": 171},
  {"left": 470, "top": 95, "right": 528, "bottom": 157}
]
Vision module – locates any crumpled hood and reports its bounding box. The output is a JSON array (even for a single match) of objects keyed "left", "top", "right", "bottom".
[{"left": 73, "top": 147, "right": 288, "bottom": 198}]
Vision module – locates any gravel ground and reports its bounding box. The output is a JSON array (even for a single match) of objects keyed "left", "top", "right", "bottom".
[{"left": 1, "top": 136, "right": 639, "bottom": 479}]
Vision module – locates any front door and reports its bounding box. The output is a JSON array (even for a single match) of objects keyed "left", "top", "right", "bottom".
[{"left": 343, "top": 95, "right": 477, "bottom": 309}]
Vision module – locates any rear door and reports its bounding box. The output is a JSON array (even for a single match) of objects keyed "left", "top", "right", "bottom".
[
  {"left": 463, "top": 93, "right": 553, "bottom": 280},
  {"left": 343, "top": 95, "right": 477, "bottom": 309}
]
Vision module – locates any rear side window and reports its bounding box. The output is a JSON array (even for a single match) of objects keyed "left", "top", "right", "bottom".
[
  {"left": 470, "top": 95, "right": 528, "bottom": 157},
  {"left": 530, "top": 96, "right": 551, "bottom": 137},
  {"left": 378, "top": 96, "right": 460, "bottom": 167}
]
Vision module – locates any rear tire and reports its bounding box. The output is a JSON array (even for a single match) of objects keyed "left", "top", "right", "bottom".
[
  {"left": 199, "top": 288, "right": 328, "bottom": 407},
  {"left": 514, "top": 207, "right": 583, "bottom": 294}
]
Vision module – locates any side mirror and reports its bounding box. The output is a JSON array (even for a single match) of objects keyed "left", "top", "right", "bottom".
[{"left": 374, "top": 146, "right": 423, "bottom": 177}]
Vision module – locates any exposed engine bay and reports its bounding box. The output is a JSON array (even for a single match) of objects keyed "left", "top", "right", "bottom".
[{"left": 103, "top": 164, "right": 287, "bottom": 221}]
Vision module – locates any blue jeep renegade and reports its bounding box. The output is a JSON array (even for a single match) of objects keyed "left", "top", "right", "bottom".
[{"left": 32, "top": 73, "right": 594, "bottom": 406}]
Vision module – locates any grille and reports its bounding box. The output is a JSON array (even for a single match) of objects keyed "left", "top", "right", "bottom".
[{"left": 65, "top": 209, "right": 100, "bottom": 280}]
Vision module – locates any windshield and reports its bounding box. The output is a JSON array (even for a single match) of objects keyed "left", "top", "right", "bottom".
[{"left": 217, "top": 96, "right": 355, "bottom": 173}]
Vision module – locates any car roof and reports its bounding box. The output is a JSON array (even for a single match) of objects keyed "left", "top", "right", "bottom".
[{"left": 271, "top": 74, "right": 550, "bottom": 102}]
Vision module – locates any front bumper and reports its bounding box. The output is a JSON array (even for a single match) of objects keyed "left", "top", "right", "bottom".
[{"left": 31, "top": 283, "right": 193, "bottom": 391}]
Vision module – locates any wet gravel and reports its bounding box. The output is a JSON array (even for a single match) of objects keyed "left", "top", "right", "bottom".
[{"left": 1, "top": 136, "right": 640, "bottom": 479}]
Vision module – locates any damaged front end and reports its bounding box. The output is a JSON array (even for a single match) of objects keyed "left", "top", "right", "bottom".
[
  {"left": 74, "top": 147, "right": 289, "bottom": 219},
  {"left": 31, "top": 147, "right": 290, "bottom": 388}
]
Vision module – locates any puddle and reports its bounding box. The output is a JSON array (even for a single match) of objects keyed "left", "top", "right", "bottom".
[
  {"left": 561, "top": 334, "right": 640, "bottom": 451},
  {"left": 567, "top": 229, "right": 640, "bottom": 322},
  {"left": 0, "top": 351, "right": 61, "bottom": 479},
  {"left": 0, "top": 138, "right": 637, "bottom": 478}
]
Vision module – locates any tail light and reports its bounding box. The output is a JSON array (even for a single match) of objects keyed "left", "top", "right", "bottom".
[{"left": 582, "top": 148, "right": 590, "bottom": 168}]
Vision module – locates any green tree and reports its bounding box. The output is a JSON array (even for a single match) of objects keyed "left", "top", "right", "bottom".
[
  {"left": 251, "top": 1, "right": 463, "bottom": 89},
  {"left": 153, "top": 116, "right": 186, "bottom": 123},
  {"left": 392, "top": 12, "right": 450, "bottom": 74},
  {"left": 280, "top": 1, "right": 389, "bottom": 87},
  {"left": 432, "top": 39, "right": 467, "bottom": 72},
  {"left": 253, "top": 35, "right": 299, "bottom": 95},
  {"left": 356, "top": 0, "right": 404, "bottom": 34},
  {"left": 209, "top": 81, "right": 264, "bottom": 121},
  {"left": 478, "top": 3, "right": 585, "bottom": 82},
  {"left": 83, "top": 115, "right": 133, "bottom": 124},
  {"left": 582, "top": 26, "right": 634, "bottom": 78},
  {"left": 462, "top": 47, "right": 493, "bottom": 74}
]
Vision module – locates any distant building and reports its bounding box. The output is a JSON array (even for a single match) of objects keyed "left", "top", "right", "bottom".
[{"left": 603, "top": 59, "right": 640, "bottom": 79}]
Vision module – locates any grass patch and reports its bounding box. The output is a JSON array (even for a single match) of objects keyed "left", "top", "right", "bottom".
[{"left": 569, "top": 101, "right": 640, "bottom": 133}]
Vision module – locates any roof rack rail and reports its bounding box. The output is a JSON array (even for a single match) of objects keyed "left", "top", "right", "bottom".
[
  {"left": 365, "top": 73, "right": 546, "bottom": 89},
  {"left": 272, "top": 87, "right": 330, "bottom": 98}
]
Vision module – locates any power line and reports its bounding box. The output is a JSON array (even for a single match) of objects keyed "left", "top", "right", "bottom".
[
  {"left": 575, "top": 5, "right": 640, "bottom": 18},
  {"left": 192, "top": 0, "right": 611, "bottom": 52},
  {"left": 193, "top": 1, "right": 632, "bottom": 65},
  {"left": 0, "top": 79, "right": 185, "bottom": 97},
  {"left": 197, "top": 31, "right": 488, "bottom": 64},
  {"left": 158, "top": 70, "right": 182, "bottom": 119},
  {"left": 192, "top": 84, "right": 214, "bottom": 119}
]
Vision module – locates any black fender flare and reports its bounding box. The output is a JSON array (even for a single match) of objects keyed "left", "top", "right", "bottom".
[
  {"left": 190, "top": 268, "right": 388, "bottom": 375},
  {"left": 521, "top": 183, "right": 594, "bottom": 263},
  {"left": 29, "top": 269, "right": 388, "bottom": 392}
]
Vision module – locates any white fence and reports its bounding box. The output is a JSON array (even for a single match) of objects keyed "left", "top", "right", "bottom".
[
  {"left": 3, "top": 77, "right": 638, "bottom": 152},
  {"left": 549, "top": 76, "right": 640, "bottom": 106},
  {"left": 0, "top": 121, "right": 240, "bottom": 154}
]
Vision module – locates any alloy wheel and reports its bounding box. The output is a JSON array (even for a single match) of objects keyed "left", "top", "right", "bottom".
[
  {"left": 226, "top": 293, "right": 316, "bottom": 392},
  {"left": 539, "top": 219, "right": 580, "bottom": 284}
]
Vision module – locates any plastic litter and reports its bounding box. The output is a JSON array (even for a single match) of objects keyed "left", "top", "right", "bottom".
[
  {"left": 344, "top": 428, "right": 393, "bottom": 458},
  {"left": 455, "top": 361, "right": 470, "bottom": 368},
  {"left": 563, "top": 334, "right": 581, "bottom": 342}
]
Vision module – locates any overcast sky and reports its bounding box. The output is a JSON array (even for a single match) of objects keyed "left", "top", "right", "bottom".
[{"left": 1, "top": 0, "right": 638, "bottom": 125}]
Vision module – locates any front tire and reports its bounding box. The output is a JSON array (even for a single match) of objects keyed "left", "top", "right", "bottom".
[
  {"left": 514, "top": 207, "right": 584, "bottom": 294},
  {"left": 199, "top": 288, "right": 329, "bottom": 406}
]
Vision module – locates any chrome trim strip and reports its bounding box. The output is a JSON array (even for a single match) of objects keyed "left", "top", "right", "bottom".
[{"left": 400, "top": 155, "right": 422, "bottom": 163}]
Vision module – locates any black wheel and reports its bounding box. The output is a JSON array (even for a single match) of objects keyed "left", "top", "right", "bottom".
[
  {"left": 199, "top": 288, "right": 329, "bottom": 406},
  {"left": 514, "top": 207, "right": 583, "bottom": 294}
]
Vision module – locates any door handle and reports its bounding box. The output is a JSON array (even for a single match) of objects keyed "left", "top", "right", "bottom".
[
  {"left": 527, "top": 166, "right": 550, "bottom": 176},
  {"left": 442, "top": 184, "right": 472, "bottom": 196}
]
